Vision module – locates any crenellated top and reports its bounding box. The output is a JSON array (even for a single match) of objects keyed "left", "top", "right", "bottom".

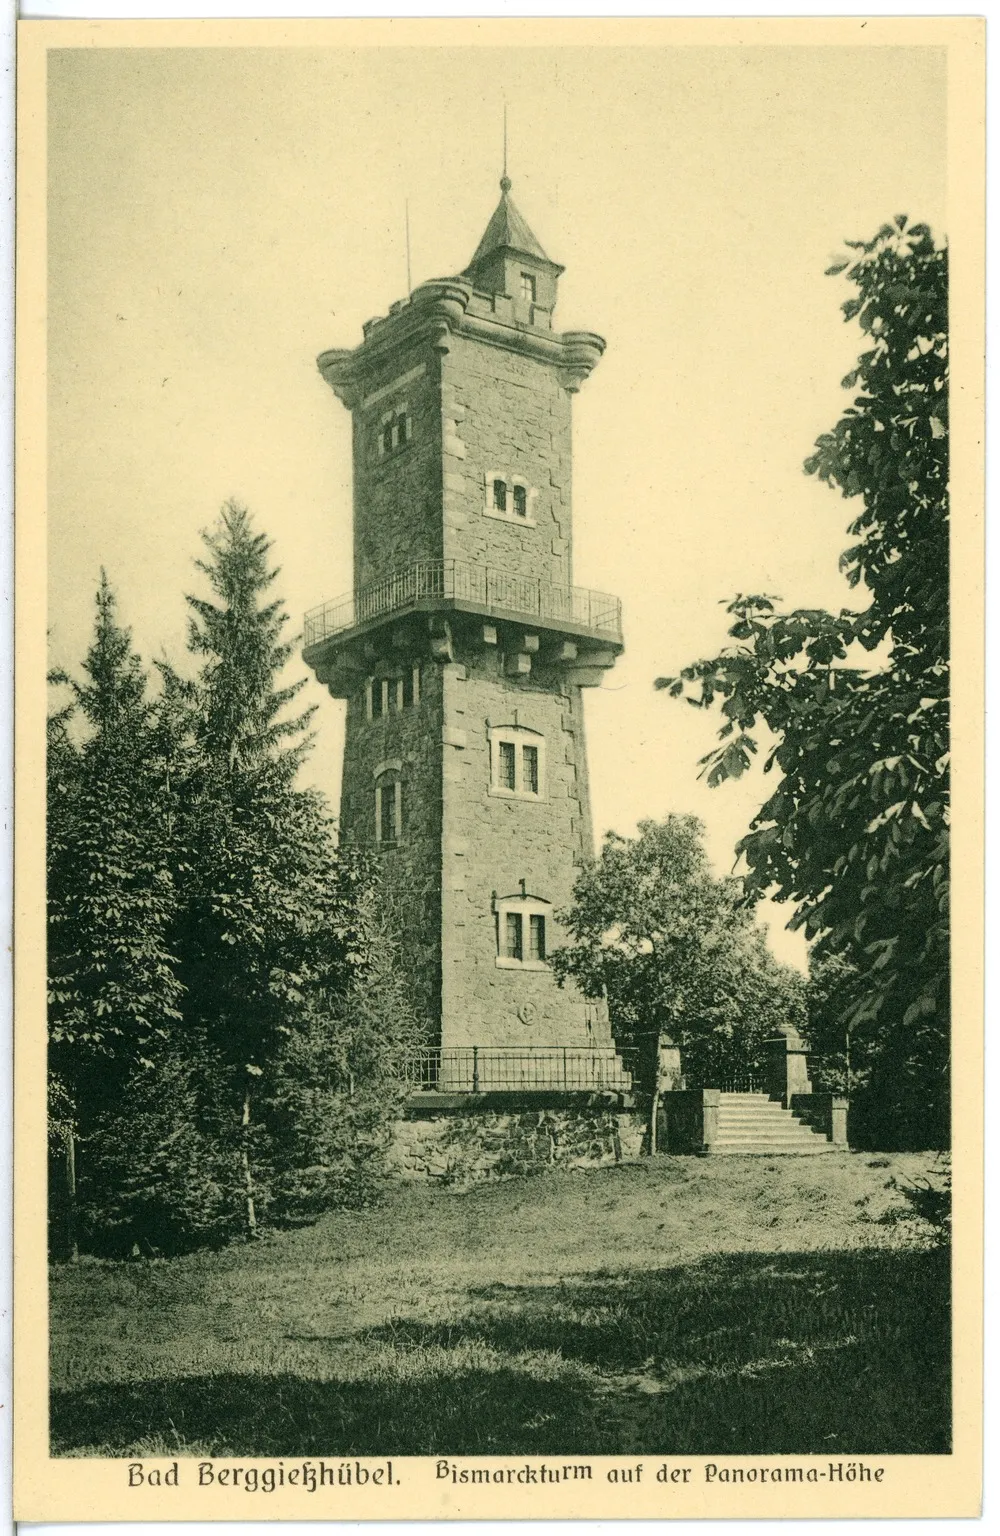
[{"left": 317, "top": 276, "right": 605, "bottom": 406}]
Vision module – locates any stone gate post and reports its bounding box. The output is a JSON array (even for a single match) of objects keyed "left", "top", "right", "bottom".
[{"left": 764, "top": 1023, "right": 812, "bottom": 1107}]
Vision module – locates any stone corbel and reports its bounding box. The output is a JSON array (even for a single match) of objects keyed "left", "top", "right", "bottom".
[
  {"left": 557, "top": 330, "right": 607, "bottom": 394},
  {"left": 315, "top": 348, "right": 360, "bottom": 409},
  {"left": 429, "top": 617, "right": 454, "bottom": 663}
]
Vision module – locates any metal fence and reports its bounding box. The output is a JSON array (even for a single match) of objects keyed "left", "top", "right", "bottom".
[
  {"left": 401, "top": 1045, "right": 638, "bottom": 1095},
  {"left": 715, "top": 1074, "right": 766, "bottom": 1093},
  {"left": 304, "top": 559, "right": 623, "bottom": 649}
]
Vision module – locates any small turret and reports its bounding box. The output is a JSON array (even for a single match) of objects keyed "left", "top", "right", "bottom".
[{"left": 462, "top": 177, "right": 564, "bottom": 326}]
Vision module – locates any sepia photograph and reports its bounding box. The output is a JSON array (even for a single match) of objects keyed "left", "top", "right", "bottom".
[{"left": 13, "top": 15, "right": 984, "bottom": 1523}]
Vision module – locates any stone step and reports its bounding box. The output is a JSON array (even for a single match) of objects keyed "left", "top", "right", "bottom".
[
  {"left": 715, "top": 1130, "right": 823, "bottom": 1142},
  {"left": 717, "top": 1111, "right": 797, "bottom": 1121},
  {"left": 705, "top": 1091, "right": 835, "bottom": 1156},
  {"left": 710, "top": 1143, "right": 839, "bottom": 1156}
]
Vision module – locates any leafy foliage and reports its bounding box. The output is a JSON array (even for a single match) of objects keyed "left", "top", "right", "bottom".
[
  {"left": 657, "top": 218, "right": 949, "bottom": 1147},
  {"left": 550, "top": 815, "right": 806, "bottom": 1089}
]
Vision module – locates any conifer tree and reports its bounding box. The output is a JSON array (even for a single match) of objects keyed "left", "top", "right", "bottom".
[
  {"left": 174, "top": 502, "right": 410, "bottom": 1234},
  {"left": 47, "top": 574, "right": 183, "bottom": 1109},
  {"left": 47, "top": 575, "right": 184, "bottom": 1251}
]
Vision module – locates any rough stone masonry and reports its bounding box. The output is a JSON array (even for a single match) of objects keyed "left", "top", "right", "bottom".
[{"left": 303, "top": 177, "right": 625, "bottom": 1064}]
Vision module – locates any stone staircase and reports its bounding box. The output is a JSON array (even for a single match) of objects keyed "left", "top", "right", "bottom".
[{"left": 711, "top": 1092, "right": 838, "bottom": 1155}]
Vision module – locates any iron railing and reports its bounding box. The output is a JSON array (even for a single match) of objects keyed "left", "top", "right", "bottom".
[
  {"left": 402, "top": 1045, "right": 638, "bottom": 1095},
  {"left": 715, "top": 1073, "right": 766, "bottom": 1094},
  {"left": 304, "top": 560, "right": 622, "bottom": 650}
]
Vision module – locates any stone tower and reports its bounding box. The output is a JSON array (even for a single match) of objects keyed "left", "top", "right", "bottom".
[{"left": 303, "top": 177, "right": 624, "bottom": 1085}]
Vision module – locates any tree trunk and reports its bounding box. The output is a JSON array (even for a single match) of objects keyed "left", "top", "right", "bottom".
[
  {"left": 65, "top": 1126, "right": 79, "bottom": 1262},
  {"left": 241, "top": 1089, "right": 257, "bottom": 1237}
]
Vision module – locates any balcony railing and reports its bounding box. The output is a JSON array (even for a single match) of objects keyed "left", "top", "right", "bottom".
[
  {"left": 304, "top": 560, "right": 622, "bottom": 650},
  {"left": 401, "top": 1045, "right": 638, "bottom": 1095}
]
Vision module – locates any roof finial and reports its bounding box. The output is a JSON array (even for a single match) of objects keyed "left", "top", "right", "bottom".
[{"left": 500, "top": 100, "right": 511, "bottom": 194}]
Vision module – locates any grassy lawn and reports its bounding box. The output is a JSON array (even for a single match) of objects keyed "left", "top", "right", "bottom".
[{"left": 50, "top": 1152, "right": 950, "bottom": 1458}]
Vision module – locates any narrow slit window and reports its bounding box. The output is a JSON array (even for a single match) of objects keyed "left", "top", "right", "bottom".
[
  {"left": 498, "top": 741, "right": 516, "bottom": 791},
  {"left": 395, "top": 413, "right": 408, "bottom": 447},
  {"left": 381, "top": 421, "right": 394, "bottom": 456},
  {"left": 512, "top": 484, "right": 528, "bottom": 518},
  {"left": 492, "top": 478, "right": 508, "bottom": 513},
  {"left": 504, "top": 912, "right": 523, "bottom": 961},
  {"left": 528, "top": 914, "right": 546, "bottom": 962},
  {"left": 377, "top": 781, "right": 401, "bottom": 844},
  {"left": 380, "top": 783, "right": 397, "bottom": 843},
  {"left": 402, "top": 667, "right": 415, "bottom": 709},
  {"left": 371, "top": 681, "right": 383, "bottom": 720},
  {"left": 522, "top": 744, "right": 539, "bottom": 795},
  {"left": 381, "top": 679, "right": 391, "bottom": 717}
]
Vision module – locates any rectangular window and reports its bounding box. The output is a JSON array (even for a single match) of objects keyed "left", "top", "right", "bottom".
[
  {"left": 504, "top": 912, "right": 523, "bottom": 961},
  {"left": 498, "top": 741, "right": 516, "bottom": 791},
  {"left": 520, "top": 272, "right": 536, "bottom": 303},
  {"left": 522, "top": 744, "right": 539, "bottom": 795},
  {"left": 379, "top": 782, "right": 398, "bottom": 843},
  {"left": 492, "top": 478, "right": 507, "bottom": 513},
  {"left": 395, "top": 413, "right": 408, "bottom": 447},
  {"left": 402, "top": 668, "right": 414, "bottom": 709},
  {"left": 381, "top": 421, "right": 394, "bottom": 457},
  {"left": 512, "top": 484, "right": 527, "bottom": 518},
  {"left": 371, "top": 681, "right": 383, "bottom": 720},
  {"left": 528, "top": 914, "right": 546, "bottom": 962},
  {"left": 380, "top": 679, "right": 390, "bottom": 717}
]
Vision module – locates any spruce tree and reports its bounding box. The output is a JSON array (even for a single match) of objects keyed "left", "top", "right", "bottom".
[
  {"left": 47, "top": 574, "right": 184, "bottom": 1251},
  {"left": 175, "top": 502, "right": 412, "bottom": 1234}
]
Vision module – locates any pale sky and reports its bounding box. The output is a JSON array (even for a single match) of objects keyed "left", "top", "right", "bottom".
[{"left": 47, "top": 43, "right": 947, "bottom": 970}]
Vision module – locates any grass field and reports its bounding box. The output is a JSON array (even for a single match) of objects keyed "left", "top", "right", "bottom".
[{"left": 50, "top": 1152, "right": 950, "bottom": 1458}]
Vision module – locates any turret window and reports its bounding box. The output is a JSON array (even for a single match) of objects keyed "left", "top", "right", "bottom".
[
  {"left": 520, "top": 273, "right": 536, "bottom": 303},
  {"left": 489, "top": 724, "right": 545, "bottom": 799},
  {"left": 495, "top": 892, "right": 551, "bottom": 971}
]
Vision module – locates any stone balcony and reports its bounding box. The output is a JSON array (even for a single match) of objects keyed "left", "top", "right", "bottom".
[{"left": 303, "top": 559, "right": 623, "bottom": 693}]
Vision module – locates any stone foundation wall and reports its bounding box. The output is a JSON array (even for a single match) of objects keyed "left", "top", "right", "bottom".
[{"left": 389, "top": 1107, "right": 645, "bottom": 1184}]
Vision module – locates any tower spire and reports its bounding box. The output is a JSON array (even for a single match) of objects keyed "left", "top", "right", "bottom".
[{"left": 501, "top": 100, "right": 511, "bottom": 194}]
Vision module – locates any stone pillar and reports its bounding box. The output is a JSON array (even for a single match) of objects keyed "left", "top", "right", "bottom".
[
  {"left": 656, "top": 1036, "right": 683, "bottom": 1093},
  {"left": 830, "top": 1097, "right": 849, "bottom": 1146},
  {"left": 765, "top": 1025, "right": 812, "bottom": 1107},
  {"left": 702, "top": 1088, "right": 721, "bottom": 1151}
]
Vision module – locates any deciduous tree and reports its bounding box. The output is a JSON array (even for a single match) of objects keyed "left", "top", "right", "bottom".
[
  {"left": 550, "top": 815, "right": 806, "bottom": 1090},
  {"left": 657, "top": 218, "right": 948, "bottom": 1147}
]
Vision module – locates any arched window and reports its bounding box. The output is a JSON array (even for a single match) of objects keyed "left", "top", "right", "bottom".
[
  {"left": 376, "top": 405, "right": 413, "bottom": 462},
  {"left": 484, "top": 471, "right": 536, "bottom": 526},
  {"left": 488, "top": 724, "right": 545, "bottom": 800},
  {"left": 494, "top": 892, "right": 551, "bottom": 970},
  {"left": 373, "top": 761, "right": 404, "bottom": 846}
]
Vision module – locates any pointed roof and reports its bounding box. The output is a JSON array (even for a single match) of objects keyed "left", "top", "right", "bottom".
[{"left": 465, "top": 176, "right": 558, "bottom": 272}]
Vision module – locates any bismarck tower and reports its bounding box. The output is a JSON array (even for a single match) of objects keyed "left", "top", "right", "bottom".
[{"left": 303, "top": 176, "right": 626, "bottom": 1089}]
